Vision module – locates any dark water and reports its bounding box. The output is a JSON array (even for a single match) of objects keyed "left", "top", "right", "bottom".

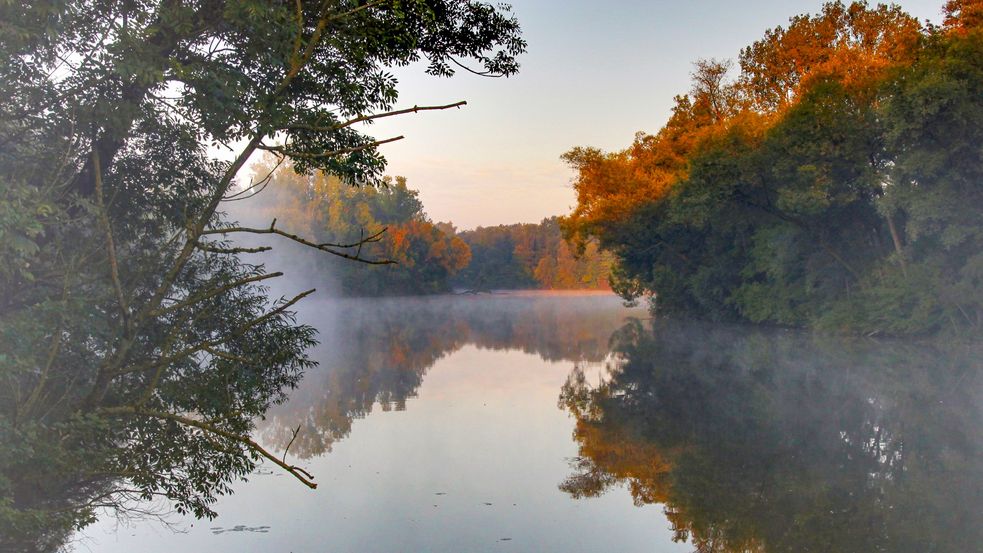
[{"left": 78, "top": 292, "right": 983, "bottom": 552}]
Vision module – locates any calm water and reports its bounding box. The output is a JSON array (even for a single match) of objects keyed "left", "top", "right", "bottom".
[{"left": 77, "top": 292, "right": 983, "bottom": 552}]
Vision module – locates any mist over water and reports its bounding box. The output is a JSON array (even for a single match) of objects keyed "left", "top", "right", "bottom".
[
  {"left": 77, "top": 293, "right": 982, "bottom": 552},
  {"left": 258, "top": 292, "right": 637, "bottom": 457},
  {"left": 218, "top": 200, "right": 347, "bottom": 298}
]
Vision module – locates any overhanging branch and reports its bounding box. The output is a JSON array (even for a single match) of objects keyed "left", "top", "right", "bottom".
[
  {"left": 203, "top": 220, "right": 394, "bottom": 265},
  {"left": 101, "top": 407, "right": 317, "bottom": 489},
  {"left": 256, "top": 135, "right": 404, "bottom": 159},
  {"left": 193, "top": 241, "right": 273, "bottom": 254},
  {"left": 283, "top": 101, "right": 467, "bottom": 133}
]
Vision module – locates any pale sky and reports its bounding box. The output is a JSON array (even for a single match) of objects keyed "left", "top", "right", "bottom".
[{"left": 359, "top": 1, "right": 946, "bottom": 230}]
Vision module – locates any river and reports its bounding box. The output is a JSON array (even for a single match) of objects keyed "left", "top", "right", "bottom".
[{"left": 76, "top": 292, "right": 983, "bottom": 552}]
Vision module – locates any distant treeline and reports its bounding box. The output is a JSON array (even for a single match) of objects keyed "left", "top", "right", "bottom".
[
  {"left": 454, "top": 218, "right": 612, "bottom": 291},
  {"left": 234, "top": 162, "right": 470, "bottom": 295},
  {"left": 235, "top": 160, "right": 610, "bottom": 295},
  {"left": 562, "top": 2, "right": 983, "bottom": 336}
]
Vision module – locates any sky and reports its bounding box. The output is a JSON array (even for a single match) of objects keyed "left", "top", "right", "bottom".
[{"left": 355, "top": 0, "right": 947, "bottom": 230}]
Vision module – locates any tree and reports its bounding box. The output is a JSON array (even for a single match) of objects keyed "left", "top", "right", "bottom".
[
  {"left": 738, "top": 1, "right": 920, "bottom": 111},
  {"left": 0, "top": 0, "right": 524, "bottom": 548},
  {"left": 561, "top": 1, "right": 982, "bottom": 335}
]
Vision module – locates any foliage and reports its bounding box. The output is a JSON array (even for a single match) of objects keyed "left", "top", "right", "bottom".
[
  {"left": 562, "top": 1, "right": 982, "bottom": 336},
  {"left": 0, "top": 0, "right": 524, "bottom": 549},
  {"left": 233, "top": 161, "right": 472, "bottom": 295},
  {"left": 454, "top": 217, "right": 613, "bottom": 291}
]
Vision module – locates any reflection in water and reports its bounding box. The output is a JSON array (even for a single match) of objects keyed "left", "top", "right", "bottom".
[
  {"left": 259, "top": 293, "right": 632, "bottom": 458},
  {"left": 560, "top": 319, "right": 983, "bottom": 553},
  {"left": 78, "top": 295, "right": 982, "bottom": 552}
]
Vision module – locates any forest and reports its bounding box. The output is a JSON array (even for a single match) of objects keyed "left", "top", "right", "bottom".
[
  {"left": 454, "top": 218, "right": 612, "bottom": 291},
  {"left": 562, "top": 0, "right": 983, "bottom": 336},
  {"left": 234, "top": 159, "right": 612, "bottom": 295}
]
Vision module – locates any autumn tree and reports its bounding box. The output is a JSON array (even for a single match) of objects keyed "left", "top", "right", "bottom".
[
  {"left": 455, "top": 217, "right": 613, "bottom": 291},
  {"left": 561, "top": 1, "right": 982, "bottom": 335},
  {"left": 233, "top": 162, "right": 471, "bottom": 295}
]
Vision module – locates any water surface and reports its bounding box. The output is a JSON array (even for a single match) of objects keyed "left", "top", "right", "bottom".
[{"left": 78, "top": 293, "right": 983, "bottom": 552}]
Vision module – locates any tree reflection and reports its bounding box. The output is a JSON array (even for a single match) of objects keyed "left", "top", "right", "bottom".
[
  {"left": 560, "top": 319, "right": 983, "bottom": 553},
  {"left": 259, "top": 294, "right": 636, "bottom": 458}
]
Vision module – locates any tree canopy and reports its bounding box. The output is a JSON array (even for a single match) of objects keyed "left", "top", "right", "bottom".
[
  {"left": 562, "top": 1, "right": 982, "bottom": 336},
  {"left": 233, "top": 161, "right": 473, "bottom": 295},
  {"left": 454, "top": 218, "right": 613, "bottom": 291},
  {"left": 0, "top": 0, "right": 524, "bottom": 549}
]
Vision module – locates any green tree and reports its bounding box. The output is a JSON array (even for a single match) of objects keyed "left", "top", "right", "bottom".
[{"left": 0, "top": 0, "right": 524, "bottom": 548}]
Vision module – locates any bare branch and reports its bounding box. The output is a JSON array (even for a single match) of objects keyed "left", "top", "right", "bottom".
[
  {"left": 101, "top": 407, "right": 317, "bottom": 489},
  {"left": 193, "top": 241, "right": 273, "bottom": 254},
  {"left": 283, "top": 101, "right": 467, "bottom": 133},
  {"left": 223, "top": 155, "right": 286, "bottom": 201},
  {"left": 203, "top": 220, "right": 394, "bottom": 265},
  {"left": 257, "top": 135, "right": 404, "bottom": 159}
]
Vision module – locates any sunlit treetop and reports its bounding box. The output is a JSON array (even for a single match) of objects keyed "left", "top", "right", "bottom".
[
  {"left": 561, "top": 1, "right": 926, "bottom": 246},
  {"left": 944, "top": 0, "right": 983, "bottom": 33}
]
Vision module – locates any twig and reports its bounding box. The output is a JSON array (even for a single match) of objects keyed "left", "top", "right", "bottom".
[
  {"left": 283, "top": 101, "right": 466, "bottom": 133},
  {"left": 222, "top": 155, "right": 286, "bottom": 201},
  {"left": 101, "top": 407, "right": 317, "bottom": 489},
  {"left": 256, "top": 135, "right": 404, "bottom": 159},
  {"left": 203, "top": 220, "right": 393, "bottom": 265},
  {"left": 283, "top": 424, "right": 302, "bottom": 464},
  {"left": 448, "top": 56, "right": 505, "bottom": 77}
]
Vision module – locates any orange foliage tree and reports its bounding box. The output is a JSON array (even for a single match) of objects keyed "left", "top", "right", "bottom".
[{"left": 561, "top": 1, "right": 983, "bottom": 334}]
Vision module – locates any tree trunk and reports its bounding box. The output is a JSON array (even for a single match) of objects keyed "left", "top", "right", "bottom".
[{"left": 885, "top": 210, "right": 908, "bottom": 277}]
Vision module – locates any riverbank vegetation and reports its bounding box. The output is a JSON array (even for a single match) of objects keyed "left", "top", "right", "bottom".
[
  {"left": 0, "top": 1, "right": 524, "bottom": 549},
  {"left": 454, "top": 218, "right": 613, "bottom": 291},
  {"left": 562, "top": 1, "right": 982, "bottom": 336},
  {"left": 234, "top": 161, "right": 613, "bottom": 294}
]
